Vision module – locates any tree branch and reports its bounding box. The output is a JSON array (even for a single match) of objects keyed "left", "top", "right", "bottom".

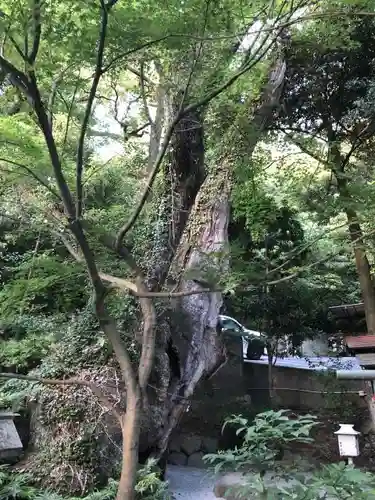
[
  {"left": 114, "top": 30, "right": 278, "bottom": 247},
  {"left": 279, "top": 127, "right": 330, "bottom": 166},
  {"left": 102, "top": 36, "right": 171, "bottom": 74},
  {"left": 139, "top": 62, "right": 153, "bottom": 125},
  {"left": 62, "top": 76, "right": 81, "bottom": 154},
  {"left": 8, "top": 35, "right": 27, "bottom": 61},
  {"left": 266, "top": 227, "right": 375, "bottom": 286},
  {"left": 107, "top": 0, "right": 120, "bottom": 8},
  {"left": 115, "top": 114, "right": 180, "bottom": 249},
  {"left": 0, "top": 372, "right": 122, "bottom": 423},
  {"left": 76, "top": 1, "right": 111, "bottom": 219},
  {"left": 52, "top": 228, "right": 137, "bottom": 291},
  {"left": 47, "top": 63, "right": 75, "bottom": 129},
  {"left": 0, "top": 157, "right": 60, "bottom": 199},
  {"left": 30, "top": 80, "right": 76, "bottom": 217},
  {"left": 178, "top": 0, "right": 211, "bottom": 111},
  {"left": 266, "top": 221, "right": 350, "bottom": 277},
  {"left": 28, "top": 0, "right": 41, "bottom": 65},
  {"left": 0, "top": 55, "right": 32, "bottom": 99}
]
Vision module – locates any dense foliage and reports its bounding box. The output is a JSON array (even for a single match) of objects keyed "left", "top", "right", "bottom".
[{"left": 206, "top": 410, "right": 375, "bottom": 499}]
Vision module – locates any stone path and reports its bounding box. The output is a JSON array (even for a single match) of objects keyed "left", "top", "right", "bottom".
[
  {"left": 166, "top": 464, "right": 326, "bottom": 499},
  {"left": 166, "top": 465, "right": 217, "bottom": 499}
]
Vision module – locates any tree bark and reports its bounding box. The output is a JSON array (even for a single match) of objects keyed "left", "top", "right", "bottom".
[
  {"left": 151, "top": 161, "right": 231, "bottom": 455},
  {"left": 143, "top": 55, "right": 288, "bottom": 458},
  {"left": 345, "top": 209, "right": 375, "bottom": 334},
  {"left": 330, "top": 140, "right": 375, "bottom": 334},
  {"left": 117, "top": 401, "right": 142, "bottom": 500},
  {"left": 147, "top": 103, "right": 205, "bottom": 290}
]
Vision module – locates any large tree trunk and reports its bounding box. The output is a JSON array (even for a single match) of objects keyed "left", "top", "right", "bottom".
[
  {"left": 143, "top": 56, "right": 288, "bottom": 459},
  {"left": 346, "top": 210, "right": 375, "bottom": 334},
  {"left": 332, "top": 149, "right": 375, "bottom": 334},
  {"left": 141, "top": 103, "right": 207, "bottom": 460},
  {"left": 150, "top": 161, "right": 231, "bottom": 456}
]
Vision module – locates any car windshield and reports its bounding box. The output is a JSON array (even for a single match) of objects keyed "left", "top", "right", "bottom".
[{"left": 220, "top": 318, "right": 243, "bottom": 333}]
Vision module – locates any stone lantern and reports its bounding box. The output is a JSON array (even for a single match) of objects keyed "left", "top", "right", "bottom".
[
  {"left": 0, "top": 412, "right": 23, "bottom": 461},
  {"left": 334, "top": 424, "right": 360, "bottom": 465}
]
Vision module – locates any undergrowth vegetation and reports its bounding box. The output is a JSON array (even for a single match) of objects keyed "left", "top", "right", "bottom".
[
  {"left": 0, "top": 460, "right": 169, "bottom": 500},
  {"left": 206, "top": 410, "right": 375, "bottom": 499}
]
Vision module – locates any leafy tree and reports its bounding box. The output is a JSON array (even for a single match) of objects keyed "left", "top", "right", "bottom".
[
  {"left": 273, "top": 1, "right": 375, "bottom": 333},
  {"left": 0, "top": 0, "right": 312, "bottom": 498}
]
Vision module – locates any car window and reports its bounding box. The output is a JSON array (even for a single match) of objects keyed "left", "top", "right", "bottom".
[{"left": 220, "top": 318, "right": 243, "bottom": 333}]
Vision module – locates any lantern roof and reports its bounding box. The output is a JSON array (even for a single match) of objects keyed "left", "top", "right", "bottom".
[{"left": 334, "top": 424, "right": 360, "bottom": 436}]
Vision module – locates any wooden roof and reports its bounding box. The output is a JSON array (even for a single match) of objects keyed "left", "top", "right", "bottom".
[
  {"left": 329, "top": 303, "right": 365, "bottom": 318},
  {"left": 345, "top": 335, "right": 375, "bottom": 349}
]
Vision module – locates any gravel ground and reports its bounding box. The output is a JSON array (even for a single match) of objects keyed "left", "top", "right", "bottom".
[{"left": 166, "top": 465, "right": 218, "bottom": 499}]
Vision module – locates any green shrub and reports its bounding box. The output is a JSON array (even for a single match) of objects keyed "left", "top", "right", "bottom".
[
  {"left": 0, "top": 460, "right": 170, "bottom": 500},
  {"left": 0, "top": 335, "right": 51, "bottom": 373},
  {"left": 204, "top": 410, "right": 375, "bottom": 499},
  {"left": 134, "top": 459, "right": 171, "bottom": 500},
  {"left": 205, "top": 410, "right": 318, "bottom": 474},
  {"left": 274, "top": 462, "right": 375, "bottom": 499},
  {"left": 0, "top": 254, "right": 87, "bottom": 319}
]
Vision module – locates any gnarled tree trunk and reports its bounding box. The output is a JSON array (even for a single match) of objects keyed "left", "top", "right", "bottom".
[
  {"left": 151, "top": 160, "right": 232, "bottom": 456},
  {"left": 147, "top": 104, "right": 206, "bottom": 290},
  {"left": 143, "top": 55, "right": 288, "bottom": 459}
]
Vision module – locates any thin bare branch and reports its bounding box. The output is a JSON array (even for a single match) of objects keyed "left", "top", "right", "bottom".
[
  {"left": 76, "top": 1, "right": 112, "bottom": 219},
  {"left": 115, "top": 114, "right": 180, "bottom": 249},
  {"left": 47, "top": 63, "right": 76, "bottom": 129},
  {"left": 279, "top": 127, "right": 330, "bottom": 166},
  {"left": 88, "top": 122, "right": 150, "bottom": 142},
  {"left": 266, "top": 221, "right": 350, "bottom": 277},
  {"left": 139, "top": 62, "right": 153, "bottom": 125},
  {"left": 127, "top": 65, "right": 152, "bottom": 84},
  {"left": 0, "top": 372, "right": 122, "bottom": 422},
  {"left": 52, "top": 229, "right": 139, "bottom": 291},
  {"left": 178, "top": 0, "right": 211, "bottom": 111},
  {"left": 183, "top": 33, "right": 277, "bottom": 115},
  {"left": 106, "top": 0, "right": 119, "bottom": 8},
  {"left": 266, "top": 227, "right": 375, "bottom": 286},
  {"left": 62, "top": 76, "right": 81, "bottom": 153},
  {"left": 0, "top": 157, "right": 60, "bottom": 199},
  {"left": 55, "top": 227, "right": 220, "bottom": 298},
  {"left": 8, "top": 35, "right": 27, "bottom": 61},
  {"left": 102, "top": 36, "right": 171, "bottom": 74}
]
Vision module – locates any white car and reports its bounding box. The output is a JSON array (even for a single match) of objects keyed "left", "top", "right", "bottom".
[{"left": 218, "top": 314, "right": 267, "bottom": 359}]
